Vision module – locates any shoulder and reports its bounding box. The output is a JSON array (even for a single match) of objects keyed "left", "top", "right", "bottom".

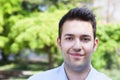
[
  {"left": 95, "top": 71, "right": 111, "bottom": 80},
  {"left": 89, "top": 67, "right": 111, "bottom": 80},
  {"left": 87, "top": 65, "right": 111, "bottom": 80},
  {"left": 28, "top": 67, "right": 60, "bottom": 80}
]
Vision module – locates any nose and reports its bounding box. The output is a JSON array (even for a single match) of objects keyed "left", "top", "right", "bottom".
[{"left": 73, "top": 39, "right": 82, "bottom": 52}]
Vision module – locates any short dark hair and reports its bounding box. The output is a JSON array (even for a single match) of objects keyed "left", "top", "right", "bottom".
[{"left": 58, "top": 7, "right": 96, "bottom": 39}]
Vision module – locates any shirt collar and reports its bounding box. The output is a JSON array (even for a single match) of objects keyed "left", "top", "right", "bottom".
[
  {"left": 86, "top": 65, "right": 96, "bottom": 80},
  {"left": 58, "top": 63, "right": 95, "bottom": 80},
  {"left": 57, "top": 63, "right": 68, "bottom": 80}
]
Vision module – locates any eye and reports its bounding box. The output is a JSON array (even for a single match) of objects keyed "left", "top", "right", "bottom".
[
  {"left": 65, "top": 37, "right": 74, "bottom": 41},
  {"left": 81, "top": 37, "right": 91, "bottom": 42}
]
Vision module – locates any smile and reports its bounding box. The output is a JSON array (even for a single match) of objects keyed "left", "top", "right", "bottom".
[{"left": 69, "top": 53, "right": 84, "bottom": 56}]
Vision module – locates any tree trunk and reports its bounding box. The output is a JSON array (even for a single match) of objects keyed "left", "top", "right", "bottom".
[
  {"left": 46, "top": 46, "right": 53, "bottom": 69},
  {"left": 48, "top": 50, "right": 53, "bottom": 69},
  {"left": 1, "top": 51, "right": 8, "bottom": 61}
]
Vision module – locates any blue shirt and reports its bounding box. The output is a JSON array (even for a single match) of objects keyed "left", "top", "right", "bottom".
[{"left": 28, "top": 63, "right": 111, "bottom": 80}]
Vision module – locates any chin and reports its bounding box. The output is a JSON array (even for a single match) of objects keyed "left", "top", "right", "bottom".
[
  {"left": 71, "top": 65, "right": 85, "bottom": 71},
  {"left": 71, "top": 63, "right": 89, "bottom": 70}
]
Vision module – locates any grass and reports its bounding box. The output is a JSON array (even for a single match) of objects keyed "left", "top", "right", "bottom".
[
  {"left": 0, "top": 61, "right": 49, "bottom": 80},
  {"left": 0, "top": 61, "right": 49, "bottom": 71},
  {"left": 101, "top": 69, "right": 120, "bottom": 80},
  {"left": 0, "top": 61, "right": 120, "bottom": 80}
]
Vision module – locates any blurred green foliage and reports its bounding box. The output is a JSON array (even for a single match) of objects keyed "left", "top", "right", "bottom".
[
  {"left": 0, "top": 0, "right": 120, "bottom": 70},
  {"left": 8, "top": 10, "right": 68, "bottom": 67},
  {"left": 92, "top": 24, "right": 120, "bottom": 69},
  {"left": 0, "top": 0, "right": 26, "bottom": 60}
]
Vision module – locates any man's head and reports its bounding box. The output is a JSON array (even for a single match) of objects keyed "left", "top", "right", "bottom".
[
  {"left": 59, "top": 7, "right": 96, "bottom": 40},
  {"left": 57, "top": 7, "right": 98, "bottom": 71}
]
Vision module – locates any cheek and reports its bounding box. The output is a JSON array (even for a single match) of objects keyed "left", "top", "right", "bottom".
[
  {"left": 61, "top": 41, "right": 73, "bottom": 51},
  {"left": 83, "top": 43, "right": 94, "bottom": 53},
  {"left": 61, "top": 45, "right": 69, "bottom": 54},
  {"left": 60, "top": 42, "right": 73, "bottom": 59}
]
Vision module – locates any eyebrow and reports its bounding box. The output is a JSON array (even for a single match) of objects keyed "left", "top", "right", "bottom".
[
  {"left": 81, "top": 35, "right": 91, "bottom": 38},
  {"left": 64, "top": 34, "right": 74, "bottom": 37},
  {"left": 64, "top": 34, "right": 91, "bottom": 37}
]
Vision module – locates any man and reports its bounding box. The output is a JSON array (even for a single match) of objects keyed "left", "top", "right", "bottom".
[{"left": 28, "top": 7, "right": 111, "bottom": 80}]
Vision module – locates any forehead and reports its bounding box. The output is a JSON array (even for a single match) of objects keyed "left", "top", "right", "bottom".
[{"left": 62, "top": 20, "right": 93, "bottom": 37}]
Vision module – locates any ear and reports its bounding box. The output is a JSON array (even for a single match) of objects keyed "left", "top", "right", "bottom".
[
  {"left": 93, "top": 38, "right": 99, "bottom": 51},
  {"left": 57, "top": 37, "right": 61, "bottom": 49}
]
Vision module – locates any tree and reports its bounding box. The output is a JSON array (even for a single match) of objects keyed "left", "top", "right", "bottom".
[
  {"left": 0, "top": 0, "right": 28, "bottom": 60},
  {"left": 92, "top": 24, "right": 120, "bottom": 69},
  {"left": 21, "top": 0, "right": 94, "bottom": 11},
  {"left": 8, "top": 10, "right": 67, "bottom": 67},
  {"left": 0, "top": 0, "right": 119, "bottom": 70}
]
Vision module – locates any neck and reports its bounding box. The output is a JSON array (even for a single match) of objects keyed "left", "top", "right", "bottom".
[{"left": 64, "top": 64, "right": 91, "bottom": 80}]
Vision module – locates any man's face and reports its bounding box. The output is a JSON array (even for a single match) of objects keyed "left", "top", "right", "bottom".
[{"left": 57, "top": 20, "right": 98, "bottom": 71}]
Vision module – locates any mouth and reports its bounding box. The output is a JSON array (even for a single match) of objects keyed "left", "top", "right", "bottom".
[
  {"left": 69, "top": 53, "right": 84, "bottom": 57},
  {"left": 69, "top": 53, "right": 85, "bottom": 60}
]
